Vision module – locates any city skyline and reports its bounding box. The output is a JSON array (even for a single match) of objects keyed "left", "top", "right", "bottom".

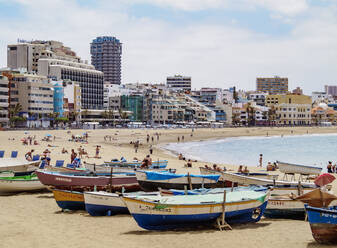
[{"left": 1, "top": 0, "right": 337, "bottom": 93}]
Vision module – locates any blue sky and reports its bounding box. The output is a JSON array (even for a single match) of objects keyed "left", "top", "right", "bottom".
[{"left": 1, "top": 0, "right": 337, "bottom": 93}]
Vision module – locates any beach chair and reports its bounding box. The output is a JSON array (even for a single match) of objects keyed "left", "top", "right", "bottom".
[
  {"left": 55, "top": 160, "right": 64, "bottom": 167},
  {"left": 66, "top": 163, "right": 75, "bottom": 169},
  {"left": 39, "top": 160, "right": 47, "bottom": 169},
  {"left": 11, "top": 151, "right": 18, "bottom": 158},
  {"left": 0, "top": 150, "right": 4, "bottom": 158},
  {"left": 32, "top": 154, "right": 40, "bottom": 161}
]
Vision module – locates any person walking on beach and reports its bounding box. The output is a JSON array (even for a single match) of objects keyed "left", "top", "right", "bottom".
[
  {"left": 177, "top": 136, "right": 180, "bottom": 142},
  {"left": 149, "top": 145, "right": 153, "bottom": 155},
  {"left": 146, "top": 134, "right": 150, "bottom": 143},
  {"left": 182, "top": 135, "right": 184, "bottom": 141},
  {"left": 71, "top": 149, "right": 77, "bottom": 163},
  {"left": 151, "top": 136, "right": 154, "bottom": 142},
  {"left": 259, "top": 154, "right": 263, "bottom": 167},
  {"left": 95, "top": 145, "right": 101, "bottom": 158}
]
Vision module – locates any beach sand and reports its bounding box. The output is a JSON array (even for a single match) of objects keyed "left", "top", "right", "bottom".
[{"left": 1, "top": 126, "right": 337, "bottom": 248}]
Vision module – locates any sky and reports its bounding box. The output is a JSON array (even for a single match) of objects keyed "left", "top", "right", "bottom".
[{"left": 1, "top": 0, "right": 337, "bottom": 93}]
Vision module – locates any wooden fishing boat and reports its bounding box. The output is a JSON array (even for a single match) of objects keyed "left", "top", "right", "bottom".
[
  {"left": 200, "top": 169, "right": 317, "bottom": 187},
  {"left": 135, "top": 171, "right": 220, "bottom": 191},
  {"left": 0, "top": 174, "right": 46, "bottom": 194},
  {"left": 35, "top": 170, "right": 140, "bottom": 191},
  {"left": 104, "top": 160, "right": 168, "bottom": 168},
  {"left": 0, "top": 158, "right": 40, "bottom": 173},
  {"left": 122, "top": 190, "right": 269, "bottom": 230},
  {"left": 305, "top": 205, "right": 337, "bottom": 244},
  {"left": 52, "top": 188, "right": 85, "bottom": 210},
  {"left": 276, "top": 161, "right": 322, "bottom": 176},
  {"left": 84, "top": 191, "right": 159, "bottom": 216}
]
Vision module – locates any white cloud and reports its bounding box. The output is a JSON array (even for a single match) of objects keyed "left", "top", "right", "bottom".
[{"left": 0, "top": 0, "right": 337, "bottom": 93}]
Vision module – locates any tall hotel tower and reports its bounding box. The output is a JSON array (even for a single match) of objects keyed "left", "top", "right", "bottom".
[{"left": 90, "top": 36, "right": 122, "bottom": 85}]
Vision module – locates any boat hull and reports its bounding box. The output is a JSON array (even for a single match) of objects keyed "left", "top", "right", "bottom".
[
  {"left": 305, "top": 205, "right": 337, "bottom": 244},
  {"left": 136, "top": 171, "right": 219, "bottom": 191},
  {"left": 123, "top": 196, "right": 268, "bottom": 230},
  {"left": 0, "top": 159, "right": 40, "bottom": 172},
  {"left": 0, "top": 177, "right": 46, "bottom": 194},
  {"left": 84, "top": 192, "right": 128, "bottom": 216},
  {"left": 36, "top": 170, "right": 140, "bottom": 191},
  {"left": 52, "top": 189, "right": 85, "bottom": 210},
  {"left": 264, "top": 199, "right": 305, "bottom": 219},
  {"left": 200, "top": 168, "right": 316, "bottom": 187},
  {"left": 277, "top": 161, "right": 322, "bottom": 175}
]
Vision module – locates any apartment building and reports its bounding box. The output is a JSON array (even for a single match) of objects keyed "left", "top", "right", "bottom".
[
  {"left": 7, "top": 40, "right": 80, "bottom": 73},
  {"left": 256, "top": 76, "right": 288, "bottom": 94},
  {"left": 166, "top": 75, "right": 191, "bottom": 91},
  {"left": 63, "top": 81, "right": 81, "bottom": 123},
  {"left": 266, "top": 94, "right": 311, "bottom": 125},
  {"left": 0, "top": 75, "right": 9, "bottom": 125},
  {"left": 38, "top": 58, "right": 104, "bottom": 112}
]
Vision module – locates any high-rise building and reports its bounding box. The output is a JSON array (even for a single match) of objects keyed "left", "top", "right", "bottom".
[
  {"left": 166, "top": 75, "right": 191, "bottom": 91},
  {"left": 90, "top": 36, "right": 122, "bottom": 85},
  {"left": 256, "top": 76, "right": 288, "bottom": 94},
  {"left": 325, "top": 85, "right": 337, "bottom": 97}
]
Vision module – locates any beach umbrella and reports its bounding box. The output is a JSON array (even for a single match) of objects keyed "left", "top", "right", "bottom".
[{"left": 314, "top": 173, "right": 336, "bottom": 187}]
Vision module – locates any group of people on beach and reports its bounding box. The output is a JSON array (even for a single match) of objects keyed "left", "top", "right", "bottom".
[{"left": 21, "top": 135, "right": 39, "bottom": 145}]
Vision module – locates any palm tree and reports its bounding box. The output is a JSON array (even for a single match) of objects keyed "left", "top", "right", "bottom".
[
  {"left": 245, "top": 102, "right": 255, "bottom": 126},
  {"left": 267, "top": 105, "right": 277, "bottom": 126},
  {"left": 9, "top": 103, "right": 22, "bottom": 118}
]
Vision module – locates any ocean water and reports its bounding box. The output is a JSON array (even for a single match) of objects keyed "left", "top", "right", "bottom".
[{"left": 164, "top": 133, "right": 337, "bottom": 169}]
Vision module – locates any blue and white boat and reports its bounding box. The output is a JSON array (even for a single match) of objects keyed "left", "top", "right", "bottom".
[
  {"left": 305, "top": 205, "right": 337, "bottom": 244},
  {"left": 136, "top": 171, "right": 220, "bottom": 191},
  {"left": 84, "top": 191, "right": 159, "bottom": 216},
  {"left": 123, "top": 190, "right": 269, "bottom": 230}
]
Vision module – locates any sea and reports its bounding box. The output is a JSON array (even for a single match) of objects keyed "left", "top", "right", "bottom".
[{"left": 164, "top": 133, "right": 337, "bottom": 169}]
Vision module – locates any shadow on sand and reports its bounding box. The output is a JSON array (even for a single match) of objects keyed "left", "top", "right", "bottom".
[
  {"left": 123, "top": 222, "right": 271, "bottom": 235},
  {"left": 307, "top": 241, "right": 337, "bottom": 248}
]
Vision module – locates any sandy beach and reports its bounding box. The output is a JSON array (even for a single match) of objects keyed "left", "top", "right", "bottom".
[{"left": 1, "top": 126, "right": 337, "bottom": 248}]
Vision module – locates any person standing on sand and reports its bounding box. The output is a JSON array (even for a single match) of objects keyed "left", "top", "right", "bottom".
[
  {"left": 149, "top": 145, "right": 153, "bottom": 155},
  {"left": 177, "top": 136, "right": 180, "bottom": 142},
  {"left": 151, "top": 136, "right": 154, "bottom": 142},
  {"left": 95, "top": 145, "right": 101, "bottom": 158},
  {"left": 259, "top": 154, "right": 263, "bottom": 167},
  {"left": 182, "top": 135, "right": 184, "bottom": 141},
  {"left": 71, "top": 149, "right": 77, "bottom": 163}
]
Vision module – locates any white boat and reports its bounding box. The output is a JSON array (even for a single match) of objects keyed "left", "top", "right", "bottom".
[
  {"left": 200, "top": 167, "right": 278, "bottom": 180},
  {"left": 0, "top": 158, "right": 40, "bottom": 173},
  {"left": 0, "top": 174, "right": 46, "bottom": 194},
  {"left": 199, "top": 169, "right": 317, "bottom": 187},
  {"left": 276, "top": 161, "right": 322, "bottom": 175},
  {"left": 84, "top": 191, "right": 159, "bottom": 216}
]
